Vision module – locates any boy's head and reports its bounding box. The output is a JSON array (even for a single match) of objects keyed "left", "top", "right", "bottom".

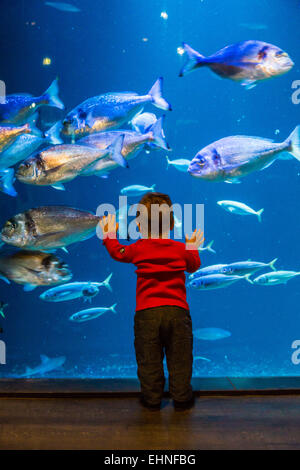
[{"left": 137, "top": 192, "right": 174, "bottom": 238}]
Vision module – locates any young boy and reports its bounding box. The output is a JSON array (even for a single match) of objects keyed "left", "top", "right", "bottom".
[{"left": 99, "top": 192, "right": 204, "bottom": 411}]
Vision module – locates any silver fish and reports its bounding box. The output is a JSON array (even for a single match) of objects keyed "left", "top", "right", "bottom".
[
  {"left": 1, "top": 206, "right": 101, "bottom": 251},
  {"left": 249, "top": 270, "right": 300, "bottom": 286},
  {"left": 198, "top": 240, "right": 216, "bottom": 254},
  {"left": 0, "top": 134, "right": 47, "bottom": 170},
  {"left": 47, "top": 78, "right": 171, "bottom": 143},
  {"left": 40, "top": 273, "right": 113, "bottom": 302},
  {"left": 193, "top": 327, "right": 231, "bottom": 341},
  {"left": 0, "top": 78, "right": 64, "bottom": 125},
  {"left": 131, "top": 112, "right": 157, "bottom": 134},
  {"left": 19, "top": 354, "right": 66, "bottom": 377},
  {"left": 45, "top": 2, "right": 81, "bottom": 12},
  {"left": 16, "top": 134, "right": 126, "bottom": 188},
  {"left": 188, "top": 126, "right": 300, "bottom": 183},
  {"left": 217, "top": 200, "right": 264, "bottom": 222},
  {"left": 165, "top": 156, "right": 190, "bottom": 172},
  {"left": 69, "top": 303, "right": 117, "bottom": 322},
  {"left": 0, "top": 251, "right": 72, "bottom": 291},
  {"left": 190, "top": 259, "right": 277, "bottom": 279},
  {"left": 188, "top": 273, "right": 245, "bottom": 290},
  {"left": 120, "top": 183, "right": 156, "bottom": 196},
  {"left": 179, "top": 40, "right": 294, "bottom": 89},
  {"left": 79, "top": 117, "right": 169, "bottom": 177}
]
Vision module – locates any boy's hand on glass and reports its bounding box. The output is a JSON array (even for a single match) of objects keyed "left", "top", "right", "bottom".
[
  {"left": 99, "top": 214, "right": 119, "bottom": 238},
  {"left": 185, "top": 229, "right": 205, "bottom": 249}
]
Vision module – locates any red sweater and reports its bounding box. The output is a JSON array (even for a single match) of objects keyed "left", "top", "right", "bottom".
[{"left": 103, "top": 236, "right": 201, "bottom": 312}]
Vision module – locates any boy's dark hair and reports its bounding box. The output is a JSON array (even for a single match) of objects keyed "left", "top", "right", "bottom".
[{"left": 138, "top": 192, "right": 174, "bottom": 238}]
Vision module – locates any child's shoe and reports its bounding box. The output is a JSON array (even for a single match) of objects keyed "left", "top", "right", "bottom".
[
  {"left": 140, "top": 396, "right": 161, "bottom": 411},
  {"left": 173, "top": 395, "right": 195, "bottom": 411}
]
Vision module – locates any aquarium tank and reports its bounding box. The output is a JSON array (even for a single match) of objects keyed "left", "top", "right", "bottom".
[{"left": 0, "top": 0, "right": 300, "bottom": 381}]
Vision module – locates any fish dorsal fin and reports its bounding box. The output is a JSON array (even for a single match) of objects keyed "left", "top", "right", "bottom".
[{"left": 40, "top": 354, "right": 49, "bottom": 364}]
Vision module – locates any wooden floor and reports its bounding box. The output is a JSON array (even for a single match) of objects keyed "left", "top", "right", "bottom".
[{"left": 1, "top": 394, "right": 300, "bottom": 449}]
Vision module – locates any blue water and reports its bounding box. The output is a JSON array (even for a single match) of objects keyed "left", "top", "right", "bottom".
[{"left": 0, "top": 0, "right": 300, "bottom": 379}]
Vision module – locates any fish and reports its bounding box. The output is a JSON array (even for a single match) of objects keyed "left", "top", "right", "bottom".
[
  {"left": 40, "top": 273, "right": 113, "bottom": 302},
  {"left": 198, "top": 240, "right": 216, "bottom": 254},
  {"left": 120, "top": 183, "right": 156, "bottom": 197},
  {"left": 46, "top": 77, "right": 171, "bottom": 143},
  {"left": 15, "top": 134, "right": 126, "bottom": 189},
  {"left": 165, "top": 156, "right": 190, "bottom": 172},
  {"left": 0, "top": 301, "right": 7, "bottom": 319},
  {"left": 217, "top": 200, "right": 264, "bottom": 222},
  {"left": 240, "top": 23, "right": 268, "bottom": 31},
  {"left": 193, "top": 355, "right": 211, "bottom": 362},
  {"left": 0, "top": 251, "right": 72, "bottom": 291},
  {"left": 69, "top": 303, "right": 117, "bottom": 322},
  {"left": 179, "top": 40, "right": 294, "bottom": 88},
  {"left": 188, "top": 273, "right": 245, "bottom": 290},
  {"left": 45, "top": 2, "right": 81, "bottom": 12},
  {"left": 249, "top": 270, "right": 300, "bottom": 286},
  {"left": 0, "top": 123, "right": 32, "bottom": 153},
  {"left": 131, "top": 112, "right": 158, "bottom": 134},
  {"left": 79, "top": 116, "right": 170, "bottom": 177},
  {"left": 19, "top": 354, "right": 66, "bottom": 377},
  {"left": 189, "top": 264, "right": 228, "bottom": 280},
  {"left": 1, "top": 206, "right": 101, "bottom": 251},
  {"left": 190, "top": 258, "right": 278, "bottom": 279},
  {"left": 0, "top": 133, "right": 47, "bottom": 170},
  {"left": 188, "top": 126, "right": 300, "bottom": 183},
  {"left": 193, "top": 327, "right": 231, "bottom": 341},
  {"left": 0, "top": 78, "right": 64, "bottom": 125},
  {"left": 0, "top": 168, "right": 17, "bottom": 197}
]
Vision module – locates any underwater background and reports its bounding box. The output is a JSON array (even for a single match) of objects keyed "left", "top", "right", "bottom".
[{"left": 0, "top": 0, "right": 300, "bottom": 379}]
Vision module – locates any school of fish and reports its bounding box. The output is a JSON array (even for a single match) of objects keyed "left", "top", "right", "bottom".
[{"left": 0, "top": 33, "right": 298, "bottom": 374}]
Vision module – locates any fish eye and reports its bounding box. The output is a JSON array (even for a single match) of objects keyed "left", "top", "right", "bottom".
[
  {"left": 42, "top": 255, "right": 53, "bottom": 269},
  {"left": 275, "top": 50, "right": 288, "bottom": 58},
  {"left": 5, "top": 219, "right": 17, "bottom": 231},
  {"left": 197, "top": 156, "right": 206, "bottom": 167}
]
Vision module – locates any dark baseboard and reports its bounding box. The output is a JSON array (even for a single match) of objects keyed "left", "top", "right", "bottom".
[{"left": 1, "top": 376, "right": 300, "bottom": 397}]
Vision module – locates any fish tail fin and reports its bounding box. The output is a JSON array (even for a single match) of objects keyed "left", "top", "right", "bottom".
[
  {"left": 148, "top": 115, "right": 170, "bottom": 151},
  {"left": 165, "top": 154, "right": 170, "bottom": 168},
  {"left": 107, "top": 134, "right": 128, "bottom": 168},
  {"left": 207, "top": 240, "right": 216, "bottom": 253},
  {"left": 256, "top": 208, "right": 264, "bottom": 222},
  {"left": 0, "top": 169, "right": 17, "bottom": 197},
  {"left": 269, "top": 258, "right": 278, "bottom": 271},
  {"left": 151, "top": 184, "right": 156, "bottom": 191},
  {"left": 287, "top": 125, "right": 300, "bottom": 161},
  {"left": 110, "top": 303, "right": 117, "bottom": 314},
  {"left": 45, "top": 121, "right": 64, "bottom": 144},
  {"left": 148, "top": 77, "right": 172, "bottom": 111},
  {"left": 103, "top": 273, "right": 113, "bottom": 292},
  {"left": 43, "top": 78, "right": 65, "bottom": 110},
  {"left": 244, "top": 274, "right": 254, "bottom": 284},
  {"left": 179, "top": 43, "right": 206, "bottom": 77}
]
